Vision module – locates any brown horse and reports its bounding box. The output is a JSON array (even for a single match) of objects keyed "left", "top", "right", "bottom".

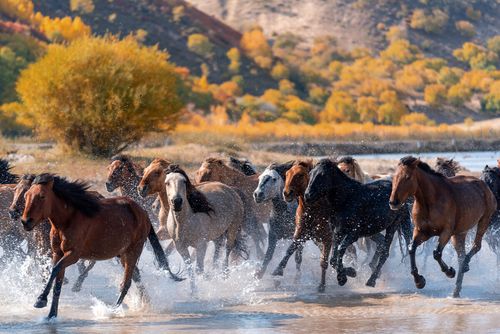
[
  {"left": 195, "top": 157, "right": 268, "bottom": 258},
  {"left": 9, "top": 174, "right": 98, "bottom": 292},
  {"left": 0, "top": 184, "right": 26, "bottom": 260},
  {"left": 390, "top": 156, "right": 497, "bottom": 297},
  {"left": 273, "top": 160, "right": 333, "bottom": 292},
  {"left": 435, "top": 157, "right": 462, "bottom": 177},
  {"left": 21, "top": 173, "right": 181, "bottom": 318}
]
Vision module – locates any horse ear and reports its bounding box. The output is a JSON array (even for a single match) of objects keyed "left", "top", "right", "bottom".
[
  {"left": 485, "top": 165, "right": 490, "bottom": 171},
  {"left": 410, "top": 159, "right": 420, "bottom": 168}
]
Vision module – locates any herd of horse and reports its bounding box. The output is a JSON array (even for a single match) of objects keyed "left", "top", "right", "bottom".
[{"left": 0, "top": 154, "right": 499, "bottom": 319}]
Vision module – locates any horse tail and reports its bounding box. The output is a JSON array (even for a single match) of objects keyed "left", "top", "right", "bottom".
[
  {"left": 147, "top": 226, "right": 184, "bottom": 281},
  {"left": 398, "top": 207, "right": 413, "bottom": 262}
]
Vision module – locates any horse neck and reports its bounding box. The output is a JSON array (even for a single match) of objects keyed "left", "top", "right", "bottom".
[
  {"left": 169, "top": 192, "right": 194, "bottom": 242},
  {"left": 328, "top": 172, "right": 360, "bottom": 208},
  {"left": 46, "top": 196, "right": 76, "bottom": 230},
  {"left": 413, "top": 168, "right": 445, "bottom": 212},
  {"left": 119, "top": 174, "right": 140, "bottom": 197}
]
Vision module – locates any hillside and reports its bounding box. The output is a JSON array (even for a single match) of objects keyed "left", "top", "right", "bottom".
[
  {"left": 33, "top": 0, "right": 277, "bottom": 95},
  {"left": 185, "top": 0, "right": 500, "bottom": 63}
]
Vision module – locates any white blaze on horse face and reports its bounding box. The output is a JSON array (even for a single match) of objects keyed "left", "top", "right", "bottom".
[
  {"left": 165, "top": 173, "right": 187, "bottom": 204},
  {"left": 256, "top": 168, "right": 283, "bottom": 201}
]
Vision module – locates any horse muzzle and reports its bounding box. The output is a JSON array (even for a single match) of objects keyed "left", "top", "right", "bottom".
[
  {"left": 137, "top": 184, "right": 150, "bottom": 198},
  {"left": 282, "top": 191, "right": 294, "bottom": 203},
  {"left": 253, "top": 191, "right": 264, "bottom": 204},
  {"left": 389, "top": 199, "right": 402, "bottom": 211},
  {"left": 21, "top": 218, "right": 36, "bottom": 231},
  {"left": 172, "top": 197, "right": 183, "bottom": 212},
  {"left": 8, "top": 208, "right": 21, "bottom": 220},
  {"left": 105, "top": 181, "right": 117, "bottom": 193}
]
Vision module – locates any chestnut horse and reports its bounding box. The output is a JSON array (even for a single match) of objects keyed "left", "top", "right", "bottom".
[
  {"left": 8, "top": 174, "right": 97, "bottom": 292},
  {"left": 195, "top": 157, "right": 268, "bottom": 258},
  {"left": 390, "top": 156, "right": 497, "bottom": 297},
  {"left": 21, "top": 173, "right": 181, "bottom": 318},
  {"left": 274, "top": 160, "right": 333, "bottom": 292}
]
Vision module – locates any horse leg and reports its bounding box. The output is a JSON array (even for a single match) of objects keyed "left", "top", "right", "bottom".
[
  {"left": 366, "top": 225, "right": 397, "bottom": 287},
  {"left": 195, "top": 242, "right": 207, "bottom": 275},
  {"left": 433, "top": 230, "right": 455, "bottom": 278},
  {"left": 212, "top": 235, "right": 225, "bottom": 270},
  {"left": 34, "top": 251, "right": 78, "bottom": 312},
  {"left": 71, "top": 260, "right": 96, "bottom": 292},
  {"left": 453, "top": 216, "right": 490, "bottom": 298},
  {"left": 318, "top": 237, "right": 332, "bottom": 292},
  {"left": 451, "top": 233, "right": 467, "bottom": 276},
  {"left": 164, "top": 241, "right": 176, "bottom": 258},
  {"left": 255, "top": 228, "right": 277, "bottom": 279},
  {"left": 272, "top": 240, "right": 301, "bottom": 276},
  {"left": 131, "top": 266, "right": 150, "bottom": 304},
  {"left": 336, "top": 233, "right": 358, "bottom": 286},
  {"left": 367, "top": 233, "right": 384, "bottom": 271},
  {"left": 409, "top": 232, "right": 429, "bottom": 289}
]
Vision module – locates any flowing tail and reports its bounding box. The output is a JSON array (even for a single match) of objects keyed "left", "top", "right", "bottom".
[
  {"left": 148, "top": 227, "right": 184, "bottom": 281},
  {"left": 231, "top": 229, "right": 249, "bottom": 261}
]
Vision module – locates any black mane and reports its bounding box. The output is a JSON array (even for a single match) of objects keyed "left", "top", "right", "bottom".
[
  {"left": 0, "top": 159, "right": 18, "bottom": 184},
  {"left": 111, "top": 154, "right": 142, "bottom": 175},
  {"left": 166, "top": 165, "right": 213, "bottom": 214},
  {"left": 435, "top": 157, "right": 461, "bottom": 177},
  {"left": 338, "top": 156, "right": 355, "bottom": 165},
  {"left": 33, "top": 173, "right": 101, "bottom": 217},
  {"left": 268, "top": 160, "right": 295, "bottom": 179},
  {"left": 229, "top": 156, "right": 257, "bottom": 176},
  {"left": 400, "top": 156, "right": 445, "bottom": 178}
]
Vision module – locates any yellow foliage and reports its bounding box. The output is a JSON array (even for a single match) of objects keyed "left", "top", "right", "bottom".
[
  {"left": 381, "top": 39, "right": 420, "bottom": 64},
  {"left": 400, "top": 112, "right": 433, "bottom": 126},
  {"left": 410, "top": 9, "right": 448, "bottom": 34},
  {"left": 278, "top": 79, "right": 295, "bottom": 95},
  {"left": 36, "top": 15, "right": 91, "bottom": 41},
  {"left": 357, "top": 96, "right": 378, "bottom": 123},
  {"left": 0, "top": 0, "right": 34, "bottom": 22},
  {"left": 321, "top": 91, "right": 357, "bottom": 123},
  {"left": 240, "top": 26, "right": 272, "bottom": 59},
  {"left": 424, "top": 84, "right": 447, "bottom": 106},
  {"left": 70, "top": 0, "right": 95, "bottom": 14},
  {"left": 447, "top": 84, "right": 471, "bottom": 106},
  {"left": 455, "top": 20, "right": 475, "bottom": 38},
  {"left": 187, "top": 34, "right": 213, "bottom": 57},
  {"left": 377, "top": 90, "right": 407, "bottom": 124},
  {"left": 226, "top": 47, "right": 240, "bottom": 73},
  {"left": 254, "top": 55, "right": 272, "bottom": 69},
  {"left": 385, "top": 26, "right": 406, "bottom": 42},
  {"left": 211, "top": 81, "right": 241, "bottom": 103},
  {"left": 271, "top": 62, "right": 289, "bottom": 80},
  {"left": 16, "top": 36, "right": 183, "bottom": 156}
]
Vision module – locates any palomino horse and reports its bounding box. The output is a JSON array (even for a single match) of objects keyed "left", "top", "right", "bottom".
[
  {"left": 389, "top": 156, "right": 497, "bottom": 297},
  {"left": 8, "top": 174, "right": 98, "bottom": 292},
  {"left": 253, "top": 161, "right": 299, "bottom": 278},
  {"left": 21, "top": 173, "right": 181, "bottom": 318},
  {"left": 337, "top": 156, "right": 373, "bottom": 183},
  {"left": 305, "top": 159, "right": 412, "bottom": 287},
  {"left": 164, "top": 165, "right": 246, "bottom": 284},
  {"left": 274, "top": 160, "right": 333, "bottom": 292},
  {"left": 195, "top": 157, "right": 268, "bottom": 259}
]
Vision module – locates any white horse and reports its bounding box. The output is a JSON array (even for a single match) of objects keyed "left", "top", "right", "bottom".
[
  {"left": 164, "top": 165, "right": 246, "bottom": 285},
  {"left": 253, "top": 161, "right": 299, "bottom": 278}
]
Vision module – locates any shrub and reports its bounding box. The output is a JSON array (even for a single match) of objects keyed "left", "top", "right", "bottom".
[
  {"left": 240, "top": 26, "right": 272, "bottom": 59},
  {"left": 410, "top": 9, "right": 448, "bottom": 34},
  {"left": 400, "top": 112, "right": 433, "bottom": 126},
  {"left": 424, "top": 84, "right": 447, "bottom": 106},
  {"left": 16, "top": 36, "right": 183, "bottom": 157},
  {"left": 226, "top": 47, "right": 240, "bottom": 73},
  {"left": 0, "top": 102, "right": 31, "bottom": 136},
  {"left": 381, "top": 39, "right": 420, "bottom": 64},
  {"left": 447, "top": 84, "right": 471, "bottom": 106},
  {"left": 465, "top": 7, "right": 481, "bottom": 21},
  {"left": 70, "top": 0, "right": 95, "bottom": 14},
  {"left": 0, "top": 0, "right": 34, "bottom": 22},
  {"left": 187, "top": 34, "right": 213, "bottom": 58},
  {"left": 271, "top": 62, "right": 289, "bottom": 80},
  {"left": 455, "top": 20, "right": 475, "bottom": 38},
  {"left": 320, "top": 91, "right": 357, "bottom": 123},
  {"left": 487, "top": 36, "right": 500, "bottom": 55},
  {"left": 172, "top": 5, "right": 185, "bottom": 23},
  {"left": 385, "top": 26, "right": 406, "bottom": 42}
]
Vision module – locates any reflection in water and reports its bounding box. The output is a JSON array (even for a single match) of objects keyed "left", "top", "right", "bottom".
[{"left": 1, "top": 238, "right": 500, "bottom": 333}]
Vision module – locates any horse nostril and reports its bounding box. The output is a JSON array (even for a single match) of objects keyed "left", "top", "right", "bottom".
[{"left": 173, "top": 197, "right": 183, "bottom": 210}]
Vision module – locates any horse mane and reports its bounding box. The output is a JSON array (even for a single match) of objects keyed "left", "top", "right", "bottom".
[
  {"left": 400, "top": 156, "right": 445, "bottom": 178},
  {"left": 228, "top": 156, "right": 257, "bottom": 176},
  {"left": 338, "top": 156, "right": 365, "bottom": 182},
  {"left": 268, "top": 160, "right": 295, "bottom": 179},
  {"left": 21, "top": 174, "right": 36, "bottom": 183},
  {"left": 0, "top": 158, "right": 18, "bottom": 184},
  {"left": 166, "top": 164, "right": 213, "bottom": 214},
  {"left": 294, "top": 159, "right": 314, "bottom": 171},
  {"left": 150, "top": 158, "right": 172, "bottom": 170},
  {"left": 33, "top": 173, "right": 101, "bottom": 217},
  {"left": 111, "top": 154, "right": 143, "bottom": 175},
  {"left": 435, "top": 157, "right": 461, "bottom": 177},
  {"left": 203, "top": 156, "right": 252, "bottom": 177}
]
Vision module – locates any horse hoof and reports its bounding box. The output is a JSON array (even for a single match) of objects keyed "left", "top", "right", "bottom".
[
  {"left": 337, "top": 274, "right": 347, "bottom": 286},
  {"left": 366, "top": 278, "right": 376, "bottom": 287},
  {"left": 317, "top": 284, "right": 326, "bottom": 293},
  {"left": 271, "top": 268, "right": 284, "bottom": 277},
  {"left": 71, "top": 283, "right": 82, "bottom": 293},
  {"left": 345, "top": 267, "right": 357, "bottom": 278},
  {"left": 446, "top": 267, "right": 456, "bottom": 279},
  {"left": 452, "top": 291, "right": 460, "bottom": 298},
  {"left": 415, "top": 275, "right": 426, "bottom": 289},
  {"left": 34, "top": 297, "right": 47, "bottom": 309}
]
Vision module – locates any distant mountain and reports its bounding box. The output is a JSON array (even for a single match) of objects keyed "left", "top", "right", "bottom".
[
  {"left": 33, "top": 0, "right": 277, "bottom": 95},
  {"left": 185, "top": 0, "right": 500, "bottom": 62}
]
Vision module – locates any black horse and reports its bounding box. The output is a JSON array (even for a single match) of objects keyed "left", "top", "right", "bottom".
[
  {"left": 0, "top": 159, "right": 18, "bottom": 184},
  {"left": 480, "top": 165, "right": 500, "bottom": 267},
  {"left": 253, "top": 161, "right": 299, "bottom": 278},
  {"left": 228, "top": 156, "right": 258, "bottom": 176},
  {"left": 304, "top": 159, "right": 412, "bottom": 287}
]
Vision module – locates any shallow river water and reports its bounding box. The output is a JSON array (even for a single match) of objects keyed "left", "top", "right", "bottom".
[{"left": 1, "top": 239, "right": 499, "bottom": 334}]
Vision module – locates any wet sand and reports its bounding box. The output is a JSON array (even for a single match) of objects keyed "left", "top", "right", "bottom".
[{"left": 1, "top": 242, "right": 500, "bottom": 333}]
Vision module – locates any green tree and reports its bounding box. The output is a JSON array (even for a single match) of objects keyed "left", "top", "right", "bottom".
[
  {"left": 187, "top": 34, "right": 214, "bottom": 58},
  {"left": 16, "top": 36, "right": 183, "bottom": 156}
]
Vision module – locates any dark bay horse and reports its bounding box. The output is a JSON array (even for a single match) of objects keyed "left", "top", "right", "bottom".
[
  {"left": 253, "top": 161, "right": 299, "bottom": 278},
  {"left": 305, "top": 159, "right": 412, "bottom": 287},
  {"left": 273, "top": 160, "right": 333, "bottom": 292},
  {"left": 390, "top": 156, "right": 497, "bottom": 297},
  {"left": 21, "top": 173, "right": 181, "bottom": 318},
  {"left": 0, "top": 159, "right": 18, "bottom": 184},
  {"left": 8, "top": 174, "right": 98, "bottom": 292}
]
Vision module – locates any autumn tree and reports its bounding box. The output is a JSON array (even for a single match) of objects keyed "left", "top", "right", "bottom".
[
  {"left": 16, "top": 36, "right": 183, "bottom": 156},
  {"left": 226, "top": 47, "right": 240, "bottom": 73},
  {"left": 188, "top": 34, "right": 214, "bottom": 58}
]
